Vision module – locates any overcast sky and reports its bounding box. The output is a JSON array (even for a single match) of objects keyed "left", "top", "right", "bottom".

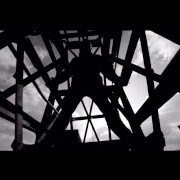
[{"left": 0, "top": 30, "right": 180, "bottom": 151}]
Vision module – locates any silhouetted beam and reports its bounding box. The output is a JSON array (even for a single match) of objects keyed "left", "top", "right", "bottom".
[
  {"left": 120, "top": 31, "right": 140, "bottom": 86},
  {"left": 23, "top": 38, "right": 52, "bottom": 82},
  {"left": 4, "top": 50, "right": 160, "bottom": 101},
  {"left": 136, "top": 50, "right": 180, "bottom": 125},
  {"left": 78, "top": 30, "right": 89, "bottom": 39},
  {"left": 63, "top": 31, "right": 73, "bottom": 130},
  {"left": 37, "top": 113, "right": 105, "bottom": 141},
  {"left": 2, "top": 58, "right": 65, "bottom": 98},
  {"left": 111, "top": 32, "right": 122, "bottom": 80},
  {"left": 36, "top": 83, "right": 59, "bottom": 142},
  {"left": 108, "top": 55, "right": 161, "bottom": 82},
  {"left": 152, "top": 30, "right": 180, "bottom": 46},
  {"left": 41, "top": 33, "right": 57, "bottom": 63},
  {"left": 0, "top": 31, "right": 31, "bottom": 50},
  {"left": 35, "top": 32, "right": 69, "bottom": 141},
  {"left": 140, "top": 30, "right": 161, "bottom": 132},
  {"left": 0, "top": 106, "right": 15, "bottom": 122},
  {"left": 0, "top": 94, "right": 40, "bottom": 130},
  {"left": 72, "top": 107, "right": 141, "bottom": 125},
  {"left": 72, "top": 114, "right": 104, "bottom": 121},
  {"left": 48, "top": 32, "right": 68, "bottom": 60},
  {"left": 0, "top": 106, "right": 35, "bottom": 132},
  {"left": 36, "top": 93, "right": 55, "bottom": 141},
  {"left": 81, "top": 100, "right": 100, "bottom": 142},
  {"left": 57, "top": 85, "right": 117, "bottom": 96},
  {"left": 14, "top": 43, "right": 24, "bottom": 151},
  {"left": 37, "top": 72, "right": 64, "bottom": 141},
  {"left": 118, "top": 88, "right": 144, "bottom": 138},
  {"left": 8, "top": 43, "right": 59, "bottom": 115},
  {"left": 23, "top": 38, "right": 65, "bottom": 116},
  {"left": 36, "top": 104, "right": 62, "bottom": 142}
]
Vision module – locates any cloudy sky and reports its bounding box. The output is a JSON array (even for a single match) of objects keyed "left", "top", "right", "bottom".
[{"left": 0, "top": 30, "right": 180, "bottom": 151}]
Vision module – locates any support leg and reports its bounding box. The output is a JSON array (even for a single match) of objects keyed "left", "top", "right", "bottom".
[
  {"left": 89, "top": 88, "right": 133, "bottom": 148},
  {"left": 39, "top": 88, "right": 84, "bottom": 149}
]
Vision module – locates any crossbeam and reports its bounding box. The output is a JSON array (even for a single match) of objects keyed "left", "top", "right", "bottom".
[
  {"left": 136, "top": 49, "right": 180, "bottom": 125},
  {"left": 0, "top": 106, "right": 35, "bottom": 132},
  {"left": 120, "top": 31, "right": 140, "bottom": 86},
  {"left": 108, "top": 55, "right": 161, "bottom": 82},
  {"left": 9, "top": 43, "right": 59, "bottom": 115},
  {"left": 0, "top": 93, "right": 40, "bottom": 131}
]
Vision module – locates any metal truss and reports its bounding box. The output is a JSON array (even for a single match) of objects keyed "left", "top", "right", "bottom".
[{"left": 0, "top": 30, "right": 179, "bottom": 151}]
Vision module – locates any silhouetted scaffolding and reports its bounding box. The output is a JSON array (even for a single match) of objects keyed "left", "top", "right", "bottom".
[{"left": 0, "top": 30, "right": 179, "bottom": 151}]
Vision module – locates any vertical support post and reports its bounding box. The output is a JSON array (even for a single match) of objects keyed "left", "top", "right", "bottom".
[
  {"left": 140, "top": 30, "right": 165, "bottom": 150},
  {"left": 101, "top": 36, "right": 112, "bottom": 140},
  {"left": 108, "top": 128, "right": 112, "bottom": 141},
  {"left": 103, "top": 75, "right": 112, "bottom": 141},
  {"left": 15, "top": 42, "right": 24, "bottom": 151},
  {"left": 140, "top": 31, "right": 161, "bottom": 133},
  {"left": 67, "top": 70, "right": 73, "bottom": 131}
]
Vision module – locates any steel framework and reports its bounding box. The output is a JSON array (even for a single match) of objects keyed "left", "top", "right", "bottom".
[{"left": 0, "top": 30, "right": 179, "bottom": 151}]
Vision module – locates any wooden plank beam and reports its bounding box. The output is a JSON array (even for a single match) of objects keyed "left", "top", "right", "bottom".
[
  {"left": 120, "top": 31, "right": 140, "bottom": 86},
  {"left": 0, "top": 106, "right": 35, "bottom": 132},
  {"left": 0, "top": 93, "right": 40, "bottom": 130},
  {"left": 15, "top": 42, "right": 24, "bottom": 151}
]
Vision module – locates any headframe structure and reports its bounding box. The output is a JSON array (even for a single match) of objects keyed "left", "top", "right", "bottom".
[{"left": 0, "top": 30, "right": 180, "bottom": 151}]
